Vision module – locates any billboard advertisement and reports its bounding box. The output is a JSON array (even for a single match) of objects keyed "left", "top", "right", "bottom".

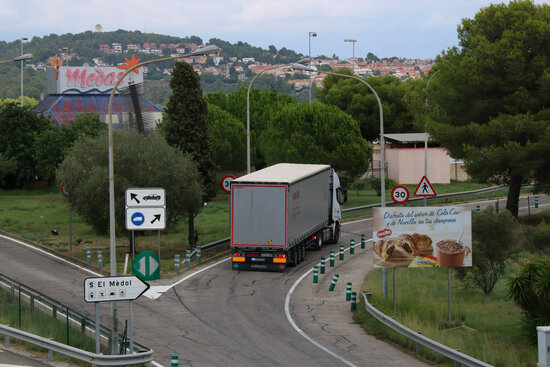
[
  {"left": 47, "top": 66, "right": 144, "bottom": 94},
  {"left": 373, "top": 206, "right": 472, "bottom": 268}
]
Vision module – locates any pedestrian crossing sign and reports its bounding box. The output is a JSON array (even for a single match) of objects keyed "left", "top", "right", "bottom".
[{"left": 414, "top": 176, "right": 437, "bottom": 197}]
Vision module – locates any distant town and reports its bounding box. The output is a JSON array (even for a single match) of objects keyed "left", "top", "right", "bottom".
[{"left": 35, "top": 41, "right": 435, "bottom": 91}]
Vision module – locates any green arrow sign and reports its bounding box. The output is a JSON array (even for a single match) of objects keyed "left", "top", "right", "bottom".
[{"left": 132, "top": 250, "right": 160, "bottom": 281}]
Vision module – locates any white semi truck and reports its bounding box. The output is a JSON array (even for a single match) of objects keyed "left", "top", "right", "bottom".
[{"left": 230, "top": 163, "right": 347, "bottom": 271}]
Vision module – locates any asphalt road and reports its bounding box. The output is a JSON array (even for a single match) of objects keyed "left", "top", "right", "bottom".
[{"left": 0, "top": 194, "right": 547, "bottom": 366}]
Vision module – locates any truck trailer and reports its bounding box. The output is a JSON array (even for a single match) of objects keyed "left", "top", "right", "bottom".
[{"left": 230, "top": 163, "right": 347, "bottom": 271}]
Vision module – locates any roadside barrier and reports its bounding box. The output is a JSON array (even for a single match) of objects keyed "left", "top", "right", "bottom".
[
  {"left": 196, "top": 247, "right": 202, "bottom": 264},
  {"left": 313, "top": 265, "right": 319, "bottom": 283},
  {"left": 350, "top": 239, "right": 355, "bottom": 255},
  {"left": 361, "top": 234, "right": 366, "bottom": 249},
  {"left": 86, "top": 248, "right": 92, "bottom": 264},
  {"left": 320, "top": 257, "right": 326, "bottom": 274},
  {"left": 330, "top": 250, "right": 335, "bottom": 267},
  {"left": 97, "top": 251, "right": 103, "bottom": 269},
  {"left": 171, "top": 354, "right": 179, "bottom": 367},
  {"left": 185, "top": 250, "right": 190, "bottom": 269},
  {"left": 346, "top": 282, "right": 352, "bottom": 301},
  {"left": 329, "top": 274, "right": 339, "bottom": 291},
  {"left": 174, "top": 254, "right": 180, "bottom": 274},
  {"left": 339, "top": 244, "right": 344, "bottom": 260}
]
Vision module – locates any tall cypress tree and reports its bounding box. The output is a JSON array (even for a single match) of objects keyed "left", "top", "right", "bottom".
[{"left": 163, "top": 61, "right": 217, "bottom": 248}]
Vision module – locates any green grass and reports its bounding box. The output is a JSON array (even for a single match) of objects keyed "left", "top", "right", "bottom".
[
  {"left": 0, "top": 287, "right": 105, "bottom": 364},
  {"left": 357, "top": 267, "right": 536, "bottom": 366}
]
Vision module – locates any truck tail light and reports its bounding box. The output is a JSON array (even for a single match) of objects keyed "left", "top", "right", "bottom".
[
  {"left": 273, "top": 255, "right": 286, "bottom": 264},
  {"left": 232, "top": 253, "right": 245, "bottom": 262}
]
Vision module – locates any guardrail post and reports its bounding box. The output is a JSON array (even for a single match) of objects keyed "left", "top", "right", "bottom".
[
  {"left": 196, "top": 246, "right": 202, "bottom": 264},
  {"left": 350, "top": 239, "right": 355, "bottom": 255},
  {"left": 30, "top": 295, "right": 34, "bottom": 312},
  {"left": 53, "top": 305, "right": 57, "bottom": 319},
  {"left": 536, "top": 195, "right": 539, "bottom": 208},
  {"left": 339, "top": 244, "right": 344, "bottom": 260},
  {"left": 185, "top": 250, "right": 190, "bottom": 269},
  {"left": 313, "top": 265, "right": 319, "bottom": 283},
  {"left": 416, "top": 331, "right": 421, "bottom": 354},
  {"left": 454, "top": 351, "right": 460, "bottom": 367},
  {"left": 320, "top": 257, "right": 326, "bottom": 274},
  {"left": 86, "top": 247, "right": 92, "bottom": 264},
  {"left": 351, "top": 292, "right": 357, "bottom": 311},
  {"left": 346, "top": 282, "right": 352, "bottom": 301},
  {"left": 97, "top": 251, "right": 103, "bottom": 269},
  {"left": 171, "top": 354, "right": 179, "bottom": 367},
  {"left": 330, "top": 250, "right": 335, "bottom": 267},
  {"left": 48, "top": 338, "right": 53, "bottom": 361},
  {"left": 174, "top": 254, "right": 180, "bottom": 274},
  {"left": 81, "top": 318, "right": 86, "bottom": 333},
  {"left": 4, "top": 334, "right": 9, "bottom": 348},
  {"left": 361, "top": 234, "right": 366, "bottom": 249},
  {"left": 329, "top": 274, "right": 339, "bottom": 291}
]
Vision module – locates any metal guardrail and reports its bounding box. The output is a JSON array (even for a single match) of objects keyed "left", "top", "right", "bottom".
[
  {"left": 1, "top": 324, "right": 152, "bottom": 366},
  {"left": 343, "top": 185, "right": 507, "bottom": 215},
  {"left": 0, "top": 273, "right": 152, "bottom": 366},
  {"left": 361, "top": 292, "right": 492, "bottom": 367},
  {"left": 188, "top": 236, "right": 230, "bottom": 260}
]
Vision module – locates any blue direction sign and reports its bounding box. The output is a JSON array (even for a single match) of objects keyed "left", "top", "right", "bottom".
[
  {"left": 126, "top": 207, "right": 165, "bottom": 230},
  {"left": 132, "top": 251, "right": 160, "bottom": 281}
]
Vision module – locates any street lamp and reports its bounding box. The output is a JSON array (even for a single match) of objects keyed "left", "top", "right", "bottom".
[
  {"left": 291, "top": 62, "right": 388, "bottom": 296},
  {"left": 0, "top": 53, "right": 33, "bottom": 65},
  {"left": 344, "top": 39, "right": 357, "bottom": 59},
  {"left": 20, "top": 37, "right": 28, "bottom": 107},
  {"left": 308, "top": 32, "right": 317, "bottom": 103},
  {"left": 106, "top": 44, "right": 220, "bottom": 354},
  {"left": 245, "top": 58, "right": 310, "bottom": 173}
]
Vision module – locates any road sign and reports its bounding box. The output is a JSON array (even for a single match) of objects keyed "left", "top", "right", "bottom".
[
  {"left": 221, "top": 175, "right": 235, "bottom": 194},
  {"left": 84, "top": 275, "right": 149, "bottom": 303},
  {"left": 132, "top": 250, "right": 160, "bottom": 281},
  {"left": 126, "top": 188, "right": 165, "bottom": 207},
  {"left": 126, "top": 207, "right": 166, "bottom": 230},
  {"left": 391, "top": 185, "right": 410, "bottom": 204},
  {"left": 60, "top": 183, "right": 68, "bottom": 198},
  {"left": 414, "top": 176, "right": 437, "bottom": 197}
]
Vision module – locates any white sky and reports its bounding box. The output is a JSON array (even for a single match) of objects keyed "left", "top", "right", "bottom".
[{"left": 1, "top": 0, "right": 546, "bottom": 59}]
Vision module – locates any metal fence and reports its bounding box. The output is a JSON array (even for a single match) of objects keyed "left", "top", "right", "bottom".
[
  {"left": 361, "top": 292, "right": 492, "bottom": 367},
  {"left": 0, "top": 273, "right": 152, "bottom": 366}
]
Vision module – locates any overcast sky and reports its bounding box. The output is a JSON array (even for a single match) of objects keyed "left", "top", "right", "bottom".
[{"left": 1, "top": 0, "right": 546, "bottom": 59}]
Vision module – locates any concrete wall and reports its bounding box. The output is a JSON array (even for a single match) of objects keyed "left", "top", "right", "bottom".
[{"left": 386, "top": 147, "right": 451, "bottom": 184}]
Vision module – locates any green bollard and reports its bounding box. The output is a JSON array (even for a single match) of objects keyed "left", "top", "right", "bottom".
[
  {"left": 329, "top": 274, "right": 339, "bottom": 291},
  {"left": 339, "top": 244, "right": 344, "bottom": 261},
  {"left": 196, "top": 246, "right": 202, "bottom": 264},
  {"left": 313, "top": 265, "right": 319, "bottom": 283},
  {"left": 97, "top": 251, "right": 103, "bottom": 269},
  {"left": 536, "top": 195, "right": 539, "bottom": 208},
  {"left": 185, "top": 250, "right": 190, "bottom": 269},
  {"left": 346, "top": 282, "right": 352, "bottom": 301},
  {"left": 174, "top": 254, "right": 180, "bottom": 274},
  {"left": 171, "top": 354, "right": 178, "bottom": 367},
  {"left": 320, "top": 257, "right": 326, "bottom": 274},
  {"left": 495, "top": 200, "right": 499, "bottom": 213},
  {"left": 476, "top": 205, "right": 480, "bottom": 212},
  {"left": 350, "top": 239, "right": 355, "bottom": 255},
  {"left": 86, "top": 247, "right": 92, "bottom": 265},
  {"left": 351, "top": 292, "right": 357, "bottom": 311},
  {"left": 361, "top": 234, "right": 366, "bottom": 249},
  {"left": 330, "top": 250, "right": 335, "bottom": 267}
]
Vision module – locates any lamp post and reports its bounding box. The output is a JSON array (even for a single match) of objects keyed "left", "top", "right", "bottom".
[
  {"left": 61, "top": 47, "right": 69, "bottom": 66},
  {"left": 20, "top": 37, "right": 28, "bottom": 107},
  {"left": 308, "top": 32, "right": 317, "bottom": 103},
  {"left": 245, "top": 59, "right": 310, "bottom": 174},
  {"left": 344, "top": 39, "right": 357, "bottom": 58},
  {"left": 0, "top": 53, "right": 33, "bottom": 65},
  {"left": 291, "top": 62, "right": 387, "bottom": 296},
  {"left": 106, "top": 44, "right": 219, "bottom": 354}
]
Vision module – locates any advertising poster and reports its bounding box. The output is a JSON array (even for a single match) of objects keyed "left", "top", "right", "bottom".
[{"left": 373, "top": 206, "right": 472, "bottom": 268}]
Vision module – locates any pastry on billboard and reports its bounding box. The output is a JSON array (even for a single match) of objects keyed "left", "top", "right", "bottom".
[
  {"left": 374, "top": 233, "right": 433, "bottom": 261},
  {"left": 374, "top": 238, "right": 409, "bottom": 260},
  {"left": 410, "top": 233, "right": 432, "bottom": 251}
]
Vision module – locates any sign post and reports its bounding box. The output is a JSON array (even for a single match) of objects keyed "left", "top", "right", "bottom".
[{"left": 60, "top": 184, "right": 72, "bottom": 251}]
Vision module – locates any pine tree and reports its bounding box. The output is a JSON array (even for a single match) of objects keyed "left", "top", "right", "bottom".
[{"left": 163, "top": 61, "right": 218, "bottom": 248}]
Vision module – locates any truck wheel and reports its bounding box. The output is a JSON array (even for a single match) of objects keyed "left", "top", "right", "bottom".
[
  {"left": 289, "top": 248, "right": 298, "bottom": 267},
  {"left": 313, "top": 236, "right": 322, "bottom": 251},
  {"left": 328, "top": 223, "right": 341, "bottom": 244},
  {"left": 300, "top": 243, "right": 305, "bottom": 262}
]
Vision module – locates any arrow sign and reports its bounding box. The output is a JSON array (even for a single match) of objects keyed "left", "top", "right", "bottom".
[
  {"left": 151, "top": 214, "right": 161, "bottom": 224},
  {"left": 132, "top": 250, "right": 160, "bottom": 281},
  {"left": 126, "top": 207, "right": 166, "bottom": 230},
  {"left": 130, "top": 193, "right": 140, "bottom": 204},
  {"left": 84, "top": 275, "right": 150, "bottom": 303}
]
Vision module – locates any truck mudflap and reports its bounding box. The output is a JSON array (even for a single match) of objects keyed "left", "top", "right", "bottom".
[{"left": 231, "top": 251, "right": 287, "bottom": 272}]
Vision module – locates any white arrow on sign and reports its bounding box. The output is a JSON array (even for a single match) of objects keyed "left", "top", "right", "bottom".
[{"left": 84, "top": 275, "right": 150, "bottom": 303}]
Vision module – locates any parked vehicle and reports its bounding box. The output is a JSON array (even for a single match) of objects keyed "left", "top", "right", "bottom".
[{"left": 230, "top": 163, "right": 347, "bottom": 271}]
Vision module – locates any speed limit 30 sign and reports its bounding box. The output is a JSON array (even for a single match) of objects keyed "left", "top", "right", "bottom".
[
  {"left": 221, "top": 175, "right": 236, "bottom": 194},
  {"left": 391, "top": 185, "right": 410, "bottom": 204}
]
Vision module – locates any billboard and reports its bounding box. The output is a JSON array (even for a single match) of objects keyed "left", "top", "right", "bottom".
[
  {"left": 47, "top": 66, "right": 144, "bottom": 94},
  {"left": 373, "top": 206, "right": 472, "bottom": 268}
]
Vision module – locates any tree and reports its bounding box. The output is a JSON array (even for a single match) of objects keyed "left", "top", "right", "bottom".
[
  {"left": 507, "top": 257, "right": 550, "bottom": 344},
  {"left": 455, "top": 206, "right": 518, "bottom": 295},
  {"left": 261, "top": 102, "right": 371, "bottom": 186},
  {"left": 0, "top": 102, "right": 50, "bottom": 188},
  {"left": 56, "top": 130, "right": 203, "bottom": 237},
  {"left": 207, "top": 104, "right": 246, "bottom": 171},
  {"left": 317, "top": 69, "right": 420, "bottom": 141},
  {"left": 162, "top": 61, "right": 217, "bottom": 248},
  {"left": 426, "top": 0, "right": 550, "bottom": 217}
]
